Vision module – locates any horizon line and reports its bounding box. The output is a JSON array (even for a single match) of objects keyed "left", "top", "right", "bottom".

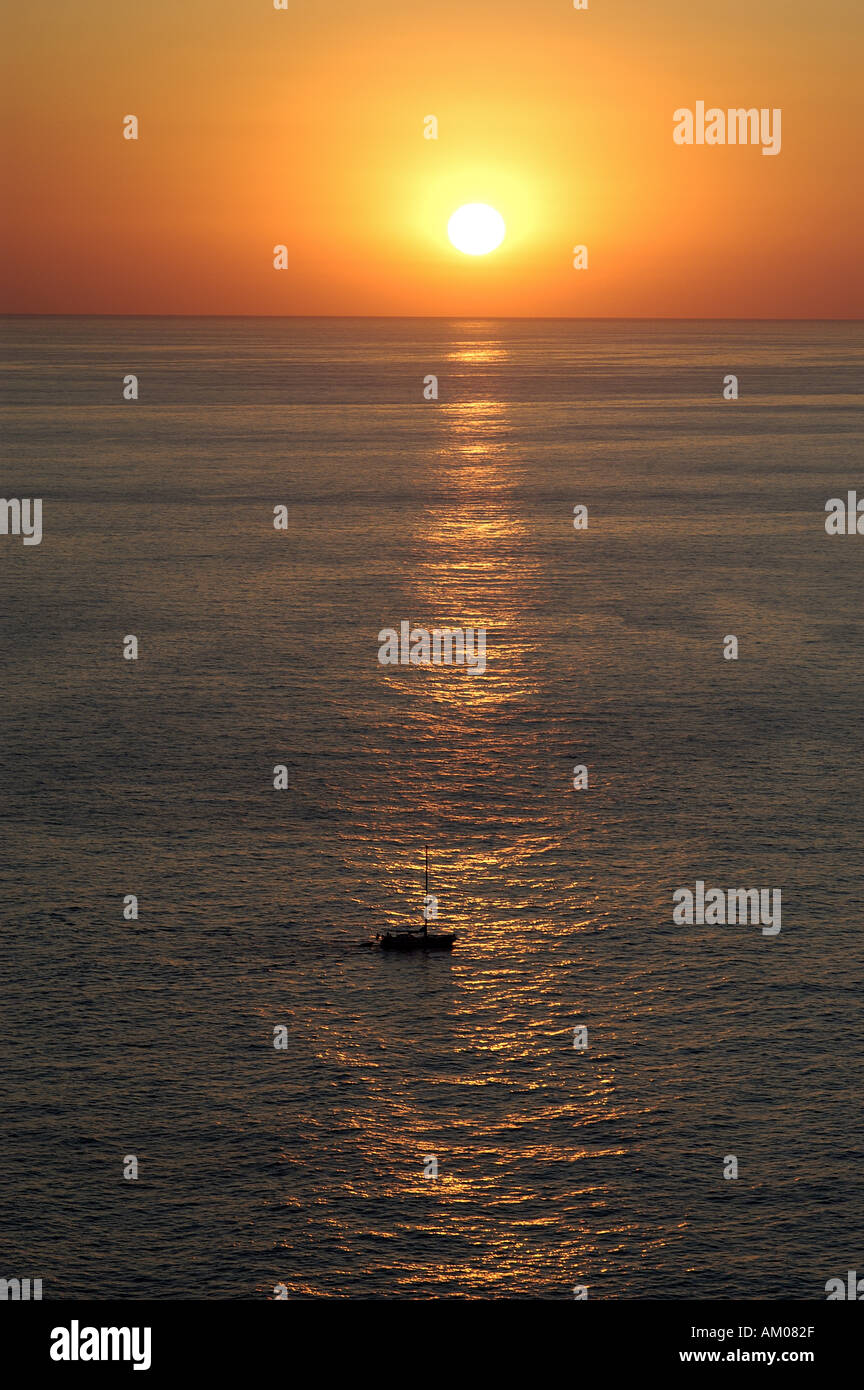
[{"left": 1, "top": 313, "right": 862, "bottom": 323}]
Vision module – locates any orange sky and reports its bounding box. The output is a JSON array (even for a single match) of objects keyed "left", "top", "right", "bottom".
[{"left": 1, "top": 0, "right": 862, "bottom": 316}]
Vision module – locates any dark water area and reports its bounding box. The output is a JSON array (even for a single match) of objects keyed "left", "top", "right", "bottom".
[{"left": 0, "top": 317, "right": 862, "bottom": 1298}]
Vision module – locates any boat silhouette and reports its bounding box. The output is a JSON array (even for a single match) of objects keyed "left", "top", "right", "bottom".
[{"left": 376, "top": 846, "right": 455, "bottom": 951}]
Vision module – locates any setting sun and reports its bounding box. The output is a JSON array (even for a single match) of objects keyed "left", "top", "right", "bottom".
[{"left": 447, "top": 203, "right": 506, "bottom": 256}]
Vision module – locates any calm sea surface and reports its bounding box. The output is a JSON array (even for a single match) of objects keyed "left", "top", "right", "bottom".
[{"left": 0, "top": 317, "right": 862, "bottom": 1299}]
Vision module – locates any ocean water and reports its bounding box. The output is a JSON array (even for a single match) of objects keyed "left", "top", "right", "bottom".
[{"left": 0, "top": 316, "right": 862, "bottom": 1300}]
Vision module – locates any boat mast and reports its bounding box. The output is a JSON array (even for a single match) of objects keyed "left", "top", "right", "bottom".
[{"left": 423, "top": 844, "right": 428, "bottom": 937}]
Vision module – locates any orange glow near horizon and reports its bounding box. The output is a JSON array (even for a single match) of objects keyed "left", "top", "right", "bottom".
[{"left": 1, "top": 0, "right": 862, "bottom": 316}]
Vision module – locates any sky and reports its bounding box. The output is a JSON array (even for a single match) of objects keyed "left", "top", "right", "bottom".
[{"left": 1, "top": 0, "right": 862, "bottom": 316}]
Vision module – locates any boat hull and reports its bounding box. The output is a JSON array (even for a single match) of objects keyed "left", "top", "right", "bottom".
[{"left": 377, "top": 932, "right": 455, "bottom": 952}]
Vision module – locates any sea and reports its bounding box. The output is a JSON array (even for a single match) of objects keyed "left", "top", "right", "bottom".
[{"left": 0, "top": 316, "right": 862, "bottom": 1298}]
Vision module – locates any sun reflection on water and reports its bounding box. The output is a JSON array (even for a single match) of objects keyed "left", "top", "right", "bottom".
[{"left": 306, "top": 330, "right": 633, "bottom": 1297}]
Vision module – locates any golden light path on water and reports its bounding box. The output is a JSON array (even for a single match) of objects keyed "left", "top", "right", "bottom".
[{"left": 289, "top": 331, "right": 636, "bottom": 1297}]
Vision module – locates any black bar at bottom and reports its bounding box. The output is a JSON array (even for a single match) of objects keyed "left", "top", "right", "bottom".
[{"left": 1, "top": 1299, "right": 859, "bottom": 1377}]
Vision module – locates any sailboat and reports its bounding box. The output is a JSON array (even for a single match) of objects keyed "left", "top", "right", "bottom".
[{"left": 376, "top": 846, "right": 456, "bottom": 951}]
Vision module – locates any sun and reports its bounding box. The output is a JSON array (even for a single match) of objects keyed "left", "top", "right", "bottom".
[{"left": 447, "top": 203, "right": 506, "bottom": 256}]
